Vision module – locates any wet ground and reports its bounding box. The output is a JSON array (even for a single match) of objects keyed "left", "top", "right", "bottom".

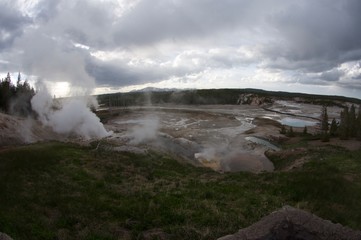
[{"left": 104, "top": 102, "right": 344, "bottom": 173}]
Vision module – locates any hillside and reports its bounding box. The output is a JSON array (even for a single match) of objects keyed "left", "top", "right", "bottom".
[
  {"left": 0, "top": 142, "right": 360, "bottom": 239},
  {"left": 0, "top": 113, "right": 65, "bottom": 146},
  {"left": 97, "top": 88, "right": 361, "bottom": 108}
]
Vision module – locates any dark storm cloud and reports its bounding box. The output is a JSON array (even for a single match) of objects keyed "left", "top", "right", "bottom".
[
  {"left": 319, "top": 69, "right": 343, "bottom": 82},
  {"left": 1, "top": 0, "right": 361, "bottom": 95},
  {"left": 112, "top": 0, "right": 259, "bottom": 46},
  {"left": 85, "top": 58, "right": 166, "bottom": 87},
  {"left": 0, "top": 1, "right": 31, "bottom": 50},
  {"left": 264, "top": 0, "right": 361, "bottom": 72}
]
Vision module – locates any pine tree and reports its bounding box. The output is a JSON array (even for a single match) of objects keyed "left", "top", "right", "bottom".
[
  {"left": 287, "top": 126, "right": 295, "bottom": 137},
  {"left": 349, "top": 104, "right": 356, "bottom": 137},
  {"left": 280, "top": 125, "right": 287, "bottom": 134},
  {"left": 329, "top": 118, "right": 338, "bottom": 137},
  {"left": 339, "top": 107, "right": 349, "bottom": 140},
  {"left": 320, "top": 105, "right": 331, "bottom": 141},
  {"left": 0, "top": 73, "right": 12, "bottom": 112},
  {"left": 303, "top": 126, "right": 308, "bottom": 135},
  {"left": 5, "top": 72, "right": 11, "bottom": 82},
  {"left": 0, "top": 72, "right": 35, "bottom": 115},
  {"left": 321, "top": 105, "right": 329, "bottom": 133},
  {"left": 356, "top": 105, "right": 361, "bottom": 140}
]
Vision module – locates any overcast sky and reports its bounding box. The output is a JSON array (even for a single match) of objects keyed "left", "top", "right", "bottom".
[{"left": 1, "top": 0, "right": 361, "bottom": 98}]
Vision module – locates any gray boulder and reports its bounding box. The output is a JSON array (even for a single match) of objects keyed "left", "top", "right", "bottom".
[
  {"left": 0, "top": 232, "right": 13, "bottom": 240},
  {"left": 218, "top": 206, "right": 361, "bottom": 240}
]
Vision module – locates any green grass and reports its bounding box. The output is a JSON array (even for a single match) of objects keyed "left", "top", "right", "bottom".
[{"left": 0, "top": 142, "right": 361, "bottom": 239}]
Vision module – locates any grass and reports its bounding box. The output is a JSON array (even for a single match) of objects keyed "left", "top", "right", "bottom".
[{"left": 0, "top": 142, "right": 361, "bottom": 239}]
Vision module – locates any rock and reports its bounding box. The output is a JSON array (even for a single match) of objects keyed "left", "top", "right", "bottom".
[
  {"left": 142, "top": 228, "right": 169, "bottom": 240},
  {"left": 218, "top": 206, "right": 361, "bottom": 240},
  {"left": 0, "top": 232, "right": 13, "bottom": 240},
  {"left": 238, "top": 94, "right": 273, "bottom": 106}
]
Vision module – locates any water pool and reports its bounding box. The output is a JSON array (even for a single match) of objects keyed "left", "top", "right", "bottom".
[{"left": 279, "top": 117, "right": 317, "bottom": 127}]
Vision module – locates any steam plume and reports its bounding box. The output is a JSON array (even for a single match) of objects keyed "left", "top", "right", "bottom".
[
  {"left": 31, "top": 83, "right": 111, "bottom": 140},
  {"left": 129, "top": 115, "right": 160, "bottom": 144}
]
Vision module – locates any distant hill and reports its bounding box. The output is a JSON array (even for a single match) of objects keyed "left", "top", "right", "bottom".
[
  {"left": 96, "top": 88, "right": 361, "bottom": 108},
  {"left": 130, "top": 87, "right": 192, "bottom": 93}
]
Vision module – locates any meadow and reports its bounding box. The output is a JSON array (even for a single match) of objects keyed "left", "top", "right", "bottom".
[{"left": 0, "top": 141, "right": 360, "bottom": 239}]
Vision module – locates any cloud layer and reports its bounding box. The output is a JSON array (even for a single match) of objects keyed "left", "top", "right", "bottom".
[{"left": 1, "top": 0, "right": 361, "bottom": 97}]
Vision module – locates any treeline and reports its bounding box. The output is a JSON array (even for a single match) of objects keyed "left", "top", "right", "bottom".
[
  {"left": 0, "top": 73, "right": 35, "bottom": 116},
  {"left": 330, "top": 104, "right": 361, "bottom": 140},
  {"left": 279, "top": 104, "right": 361, "bottom": 141},
  {"left": 97, "top": 88, "right": 361, "bottom": 107},
  {"left": 97, "top": 89, "right": 242, "bottom": 107},
  {"left": 312, "top": 104, "right": 360, "bottom": 141}
]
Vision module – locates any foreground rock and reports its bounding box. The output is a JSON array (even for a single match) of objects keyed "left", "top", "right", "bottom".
[
  {"left": 0, "top": 232, "right": 12, "bottom": 240},
  {"left": 218, "top": 206, "right": 361, "bottom": 240}
]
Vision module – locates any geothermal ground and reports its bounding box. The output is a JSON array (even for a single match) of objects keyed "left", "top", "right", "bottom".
[
  {"left": 0, "top": 99, "right": 345, "bottom": 173},
  {"left": 103, "top": 101, "right": 343, "bottom": 173}
]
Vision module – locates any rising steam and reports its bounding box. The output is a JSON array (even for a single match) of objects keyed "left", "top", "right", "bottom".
[
  {"left": 128, "top": 115, "right": 160, "bottom": 144},
  {"left": 31, "top": 83, "right": 111, "bottom": 140}
]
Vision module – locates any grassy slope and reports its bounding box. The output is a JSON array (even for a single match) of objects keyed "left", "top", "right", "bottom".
[{"left": 0, "top": 142, "right": 361, "bottom": 240}]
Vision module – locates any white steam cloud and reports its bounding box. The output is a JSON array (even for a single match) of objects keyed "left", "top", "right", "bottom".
[
  {"left": 129, "top": 115, "right": 160, "bottom": 144},
  {"left": 31, "top": 83, "right": 111, "bottom": 140}
]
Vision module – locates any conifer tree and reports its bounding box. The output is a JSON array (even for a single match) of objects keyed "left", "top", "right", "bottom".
[
  {"left": 319, "top": 105, "right": 331, "bottom": 141},
  {"left": 303, "top": 126, "right": 308, "bottom": 135},
  {"left": 287, "top": 126, "right": 295, "bottom": 137},
  {"left": 339, "top": 107, "right": 349, "bottom": 140},
  {"left": 349, "top": 104, "right": 356, "bottom": 137},
  {"left": 357, "top": 105, "right": 361, "bottom": 140},
  {"left": 280, "top": 125, "right": 287, "bottom": 134},
  {"left": 329, "top": 118, "right": 338, "bottom": 137},
  {"left": 0, "top": 72, "right": 35, "bottom": 115},
  {"left": 0, "top": 73, "right": 12, "bottom": 112},
  {"left": 321, "top": 105, "right": 329, "bottom": 133}
]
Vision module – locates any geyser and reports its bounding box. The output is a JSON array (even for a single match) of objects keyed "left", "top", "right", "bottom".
[{"left": 31, "top": 84, "right": 111, "bottom": 140}]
